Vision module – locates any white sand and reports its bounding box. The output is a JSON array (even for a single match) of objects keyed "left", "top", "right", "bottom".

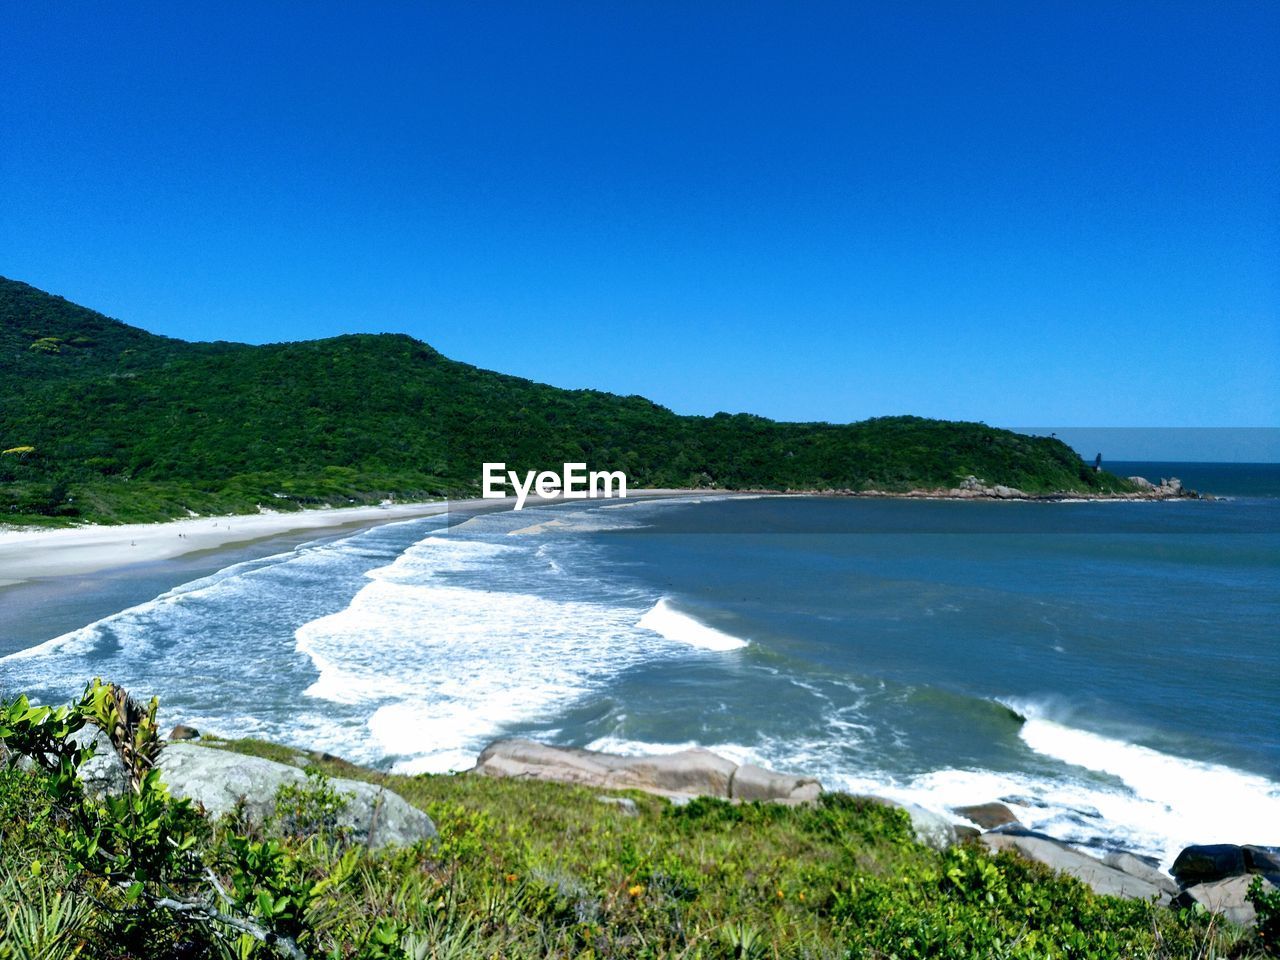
[{"left": 0, "top": 501, "right": 463, "bottom": 585}]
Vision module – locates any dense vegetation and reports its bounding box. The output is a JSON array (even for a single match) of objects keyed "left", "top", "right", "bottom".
[
  {"left": 3, "top": 682, "right": 1273, "bottom": 960},
  {"left": 1, "top": 277, "right": 1134, "bottom": 524}
]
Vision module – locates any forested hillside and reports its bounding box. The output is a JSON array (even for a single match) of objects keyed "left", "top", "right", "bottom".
[{"left": 1, "top": 277, "right": 1132, "bottom": 523}]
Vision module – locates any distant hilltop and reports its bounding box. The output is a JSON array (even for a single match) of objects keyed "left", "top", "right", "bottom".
[{"left": 2, "top": 276, "right": 1145, "bottom": 524}]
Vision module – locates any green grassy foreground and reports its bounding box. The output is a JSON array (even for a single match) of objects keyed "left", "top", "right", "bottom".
[{"left": 3, "top": 725, "right": 1271, "bottom": 960}]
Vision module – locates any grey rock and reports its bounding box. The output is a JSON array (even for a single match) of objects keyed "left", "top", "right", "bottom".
[
  {"left": 75, "top": 729, "right": 130, "bottom": 796},
  {"left": 596, "top": 796, "right": 639, "bottom": 816},
  {"left": 621, "top": 749, "right": 738, "bottom": 797},
  {"left": 157, "top": 743, "right": 435, "bottom": 849},
  {"left": 954, "top": 825, "right": 981, "bottom": 842},
  {"left": 1127, "top": 476, "right": 1157, "bottom": 491},
  {"left": 1102, "top": 851, "right": 1179, "bottom": 896},
  {"left": 473, "top": 738, "right": 819, "bottom": 804},
  {"left": 864, "top": 795, "right": 958, "bottom": 850},
  {"left": 953, "top": 802, "right": 1019, "bottom": 830},
  {"left": 982, "top": 834, "right": 1167, "bottom": 901},
  {"left": 168, "top": 724, "right": 200, "bottom": 741},
  {"left": 729, "top": 763, "right": 822, "bottom": 805},
  {"left": 900, "top": 803, "right": 958, "bottom": 851},
  {"left": 1175, "top": 875, "right": 1276, "bottom": 927},
  {"left": 1171, "top": 844, "right": 1247, "bottom": 886}
]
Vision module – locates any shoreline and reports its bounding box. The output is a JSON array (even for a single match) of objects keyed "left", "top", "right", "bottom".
[
  {"left": 0, "top": 500, "right": 456, "bottom": 588},
  {"left": 0, "top": 488, "right": 720, "bottom": 587},
  {"left": 0, "top": 477, "right": 1205, "bottom": 588}
]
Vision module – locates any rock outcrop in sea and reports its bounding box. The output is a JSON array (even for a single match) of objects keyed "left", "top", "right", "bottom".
[{"left": 840, "top": 474, "right": 1200, "bottom": 501}]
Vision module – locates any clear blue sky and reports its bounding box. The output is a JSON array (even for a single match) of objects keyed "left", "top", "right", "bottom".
[{"left": 2, "top": 2, "right": 1277, "bottom": 439}]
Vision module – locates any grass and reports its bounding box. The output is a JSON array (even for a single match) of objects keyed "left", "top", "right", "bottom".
[{"left": 2, "top": 731, "right": 1261, "bottom": 960}]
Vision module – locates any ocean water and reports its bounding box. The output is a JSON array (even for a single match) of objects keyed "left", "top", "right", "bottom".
[{"left": 3, "top": 463, "right": 1277, "bottom": 868}]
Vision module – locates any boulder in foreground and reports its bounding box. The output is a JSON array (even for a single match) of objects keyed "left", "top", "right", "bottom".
[
  {"left": 473, "top": 738, "right": 819, "bottom": 803},
  {"left": 953, "top": 801, "right": 1019, "bottom": 830},
  {"left": 79, "top": 734, "right": 435, "bottom": 849},
  {"left": 1171, "top": 843, "right": 1248, "bottom": 886},
  {"left": 159, "top": 744, "right": 436, "bottom": 849},
  {"left": 982, "top": 833, "right": 1170, "bottom": 902},
  {"left": 472, "top": 739, "right": 960, "bottom": 849},
  {"left": 1102, "top": 851, "right": 1180, "bottom": 896},
  {"left": 1174, "top": 875, "right": 1278, "bottom": 928}
]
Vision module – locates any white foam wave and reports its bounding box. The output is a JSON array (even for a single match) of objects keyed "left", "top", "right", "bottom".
[
  {"left": 294, "top": 576, "right": 677, "bottom": 772},
  {"left": 1005, "top": 702, "right": 1280, "bottom": 864},
  {"left": 365, "top": 536, "right": 516, "bottom": 583},
  {"left": 637, "top": 598, "right": 748, "bottom": 651},
  {"left": 585, "top": 698, "right": 1280, "bottom": 869}
]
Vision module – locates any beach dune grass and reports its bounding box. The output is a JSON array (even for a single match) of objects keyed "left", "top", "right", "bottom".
[{"left": 1, "top": 723, "right": 1264, "bottom": 959}]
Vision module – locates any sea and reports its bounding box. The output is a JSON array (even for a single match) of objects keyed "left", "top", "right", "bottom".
[{"left": 2, "top": 461, "right": 1277, "bottom": 869}]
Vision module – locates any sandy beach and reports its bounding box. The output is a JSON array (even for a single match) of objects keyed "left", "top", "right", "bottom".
[
  {"left": 0, "top": 500, "right": 469, "bottom": 587},
  {"left": 0, "top": 489, "right": 713, "bottom": 588}
]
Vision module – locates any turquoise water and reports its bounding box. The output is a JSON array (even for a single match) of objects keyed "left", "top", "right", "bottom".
[{"left": 3, "top": 463, "right": 1277, "bottom": 866}]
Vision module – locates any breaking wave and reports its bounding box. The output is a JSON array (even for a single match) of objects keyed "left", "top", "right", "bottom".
[{"left": 637, "top": 598, "right": 749, "bottom": 651}]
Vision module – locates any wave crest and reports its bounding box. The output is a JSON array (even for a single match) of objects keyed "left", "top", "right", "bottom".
[{"left": 637, "top": 598, "right": 748, "bottom": 651}]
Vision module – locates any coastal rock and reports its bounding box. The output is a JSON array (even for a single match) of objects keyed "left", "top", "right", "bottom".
[
  {"left": 75, "top": 729, "right": 130, "bottom": 796},
  {"left": 168, "top": 724, "right": 200, "bottom": 741},
  {"left": 1127, "top": 476, "right": 1157, "bottom": 491},
  {"left": 729, "top": 763, "right": 822, "bottom": 804},
  {"left": 863, "top": 796, "right": 957, "bottom": 850},
  {"left": 474, "top": 739, "right": 738, "bottom": 798},
  {"left": 156, "top": 744, "right": 436, "bottom": 849},
  {"left": 473, "top": 739, "right": 820, "bottom": 804},
  {"left": 953, "top": 802, "right": 1019, "bottom": 830},
  {"left": 1243, "top": 845, "right": 1280, "bottom": 877},
  {"left": 1171, "top": 844, "right": 1248, "bottom": 886},
  {"left": 1174, "top": 875, "right": 1276, "bottom": 927},
  {"left": 982, "top": 834, "right": 1168, "bottom": 901},
  {"left": 622, "top": 749, "right": 740, "bottom": 797},
  {"left": 953, "top": 476, "right": 1028, "bottom": 499},
  {"left": 900, "top": 803, "right": 958, "bottom": 851},
  {"left": 596, "top": 796, "right": 639, "bottom": 816},
  {"left": 70, "top": 738, "right": 434, "bottom": 848},
  {"left": 1102, "top": 851, "right": 1179, "bottom": 896}
]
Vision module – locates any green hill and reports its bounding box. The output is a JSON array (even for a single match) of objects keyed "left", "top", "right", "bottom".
[{"left": 0, "top": 277, "right": 1132, "bottom": 523}]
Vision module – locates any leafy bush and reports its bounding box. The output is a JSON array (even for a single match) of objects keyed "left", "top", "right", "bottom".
[
  {"left": 3, "top": 681, "right": 1265, "bottom": 959},
  {"left": 1251, "top": 877, "right": 1280, "bottom": 956}
]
